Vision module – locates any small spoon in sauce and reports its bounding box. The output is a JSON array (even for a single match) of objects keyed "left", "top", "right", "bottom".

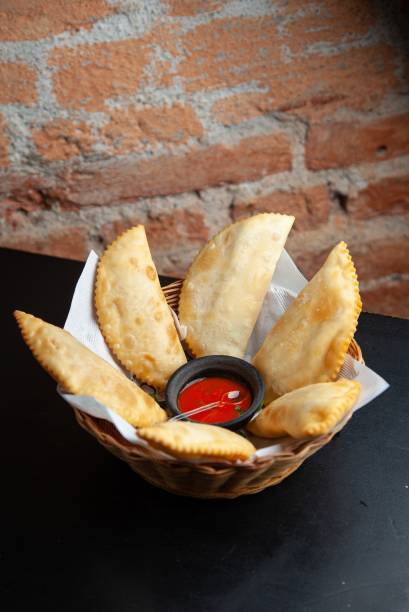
[{"left": 170, "top": 390, "right": 241, "bottom": 422}]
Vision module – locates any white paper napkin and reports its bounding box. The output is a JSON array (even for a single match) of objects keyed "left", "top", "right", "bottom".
[{"left": 60, "top": 249, "right": 389, "bottom": 463}]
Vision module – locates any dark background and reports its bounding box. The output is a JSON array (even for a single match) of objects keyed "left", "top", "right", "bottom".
[{"left": 2, "top": 247, "right": 409, "bottom": 612}]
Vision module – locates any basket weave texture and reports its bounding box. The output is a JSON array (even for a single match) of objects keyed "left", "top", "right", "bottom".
[{"left": 74, "top": 280, "right": 364, "bottom": 499}]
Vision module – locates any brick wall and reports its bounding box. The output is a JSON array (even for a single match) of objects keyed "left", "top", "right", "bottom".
[{"left": 0, "top": 0, "right": 408, "bottom": 317}]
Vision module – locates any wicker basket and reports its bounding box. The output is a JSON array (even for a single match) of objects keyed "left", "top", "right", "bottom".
[{"left": 74, "top": 280, "right": 364, "bottom": 499}]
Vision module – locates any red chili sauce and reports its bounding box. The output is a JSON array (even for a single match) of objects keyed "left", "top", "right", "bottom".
[{"left": 177, "top": 376, "right": 252, "bottom": 424}]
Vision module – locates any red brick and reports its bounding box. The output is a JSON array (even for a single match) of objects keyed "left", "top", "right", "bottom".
[
  {"left": 0, "top": 226, "right": 89, "bottom": 261},
  {"left": 0, "top": 0, "right": 115, "bottom": 41},
  {"left": 0, "top": 63, "right": 37, "bottom": 105},
  {"left": 155, "top": 252, "right": 193, "bottom": 279},
  {"left": 145, "top": 208, "right": 209, "bottom": 251},
  {"left": 166, "top": 0, "right": 224, "bottom": 16},
  {"left": 165, "top": 17, "right": 281, "bottom": 92},
  {"left": 59, "top": 133, "right": 292, "bottom": 206},
  {"left": 0, "top": 174, "right": 54, "bottom": 211},
  {"left": 353, "top": 239, "right": 409, "bottom": 282},
  {"left": 213, "top": 92, "right": 277, "bottom": 126},
  {"left": 102, "top": 104, "right": 203, "bottom": 154},
  {"left": 98, "top": 218, "right": 143, "bottom": 247},
  {"left": 362, "top": 278, "right": 409, "bottom": 319},
  {"left": 347, "top": 175, "right": 409, "bottom": 220},
  {"left": 292, "top": 248, "right": 330, "bottom": 281},
  {"left": 0, "top": 197, "right": 42, "bottom": 215},
  {"left": 285, "top": 0, "right": 376, "bottom": 54},
  {"left": 306, "top": 114, "right": 409, "bottom": 170},
  {"left": 212, "top": 44, "right": 397, "bottom": 124},
  {"left": 295, "top": 236, "right": 409, "bottom": 283},
  {"left": 32, "top": 119, "right": 94, "bottom": 161},
  {"left": 232, "top": 185, "right": 329, "bottom": 230},
  {"left": 99, "top": 208, "right": 209, "bottom": 252},
  {"left": 0, "top": 197, "right": 45, "bottom": 229},
  {"left": 0, "top": 114, "right": 9, "bottom": 167},
  {"left": 49, "top": 39, "right": 152, "bottom": 111}
]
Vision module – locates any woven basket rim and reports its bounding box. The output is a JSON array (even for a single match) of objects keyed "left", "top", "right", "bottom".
[
  {"left": 74, "top": 278, "right": 364, "bottom": 473},
  {"left": 74, "top": 408, "right": 344, "bottom": 477},
  {"left": 74, "top": 407, "right": 339, "bottom": 472}
]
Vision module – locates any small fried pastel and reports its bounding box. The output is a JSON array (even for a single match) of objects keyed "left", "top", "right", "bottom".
[
  {"left": 247, "top": 379, "right": 361, "bottom": 439},
  {"left": 14, "top": 310, "right": 167, "bottom": 427},
  {"left": 179, "top": 213, "right": 294, "bottom": 358},
  {"left": 138, "top": 421, "right": 256, "bottom": 461},
  {"left": 95, "top": 226, "right": 186, "bottom": 390},
  {"left": 253, "top": 242, "right": 362, "bottom": 401}
]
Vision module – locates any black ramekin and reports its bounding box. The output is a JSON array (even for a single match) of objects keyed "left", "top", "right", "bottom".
[{"left": 165, "top": 355, "right": 265, "bottom": 430}]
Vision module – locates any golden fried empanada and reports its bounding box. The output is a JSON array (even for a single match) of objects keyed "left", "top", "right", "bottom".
[
  {"left": 253, "top": 242, "right": 361, "bottom": 401},
  {"left": 95, "top": 226, "right": 186, "bottom": 391},
  {"left": 15, "top": 310, "right": 167, "bottom": 427},
  {"left": 138, "top": 421, "right": 256, "bottom": 461},
  {"left": 247, "top": 379, "right": 361, "bottom": 439},
  {"left": 179, "top": 213, "right": 294, "bottom": 358}
]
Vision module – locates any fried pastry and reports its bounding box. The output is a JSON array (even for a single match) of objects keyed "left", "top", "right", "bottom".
[
  {"left": 14, "top": 310, "right": 167, "bottom": 427},
  {"left": 95, "top": 225, "right": 186, "bottom": 391},
  {"left": 247, "top": 379, "right": 361, "bottom": 439},
  {"left": 138, "top": 421, "right": 256, "bottom": 461},
  {"left": 253, "top": 242, "right": 362, "bottom": 401},
  {"left": 179, "top": 213, "right": 294, "bottom": 358}
]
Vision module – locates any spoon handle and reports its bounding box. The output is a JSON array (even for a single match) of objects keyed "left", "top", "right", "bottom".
[{"left": 170, "top": 401, "right": 221, "bottom": 421}]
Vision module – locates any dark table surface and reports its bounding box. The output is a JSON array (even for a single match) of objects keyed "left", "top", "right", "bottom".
[{"left": 2, "top": 247, "right": 409, "bottom": 612}]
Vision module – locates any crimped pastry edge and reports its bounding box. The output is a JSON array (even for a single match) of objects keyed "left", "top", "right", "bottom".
[
  {"left": 138, "top": 423, "right": 256, "bottom": 461},
  {"left": 248, "top": 379, "right": 361, "bottom": 438},
  {"left": 179, "top": 212, "right": 295, "bottom": 358},
  {"left": 303, "top": 380, "right": 361, "bottom": 437},
  {"left": 326, "top": 242, "right": 362, "bottom": 383},
  {"left": 14, "top": 310, "right": 166, "bottom": 428},
  {"left": 14, "top": 310, "right": 81, "bottom": 394},
  {"left": 269, "top": 241, "right": 362, "bottom": 398},
  {"left": 94, "top": 224, "right": 176, "bottom": 391}
]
